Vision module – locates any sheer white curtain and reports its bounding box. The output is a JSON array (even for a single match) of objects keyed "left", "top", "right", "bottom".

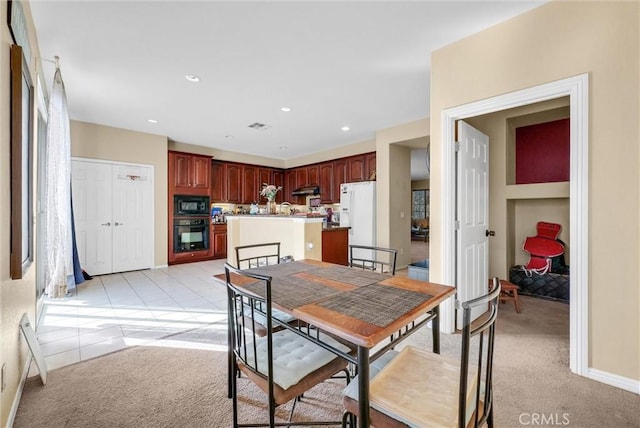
[{"left": 43, "top": 68, "right": 73, "bottom": 298}]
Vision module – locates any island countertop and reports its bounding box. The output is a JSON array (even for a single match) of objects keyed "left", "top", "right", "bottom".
[{"left": 226, "top": 214, "right": 325, "bottom": 222}]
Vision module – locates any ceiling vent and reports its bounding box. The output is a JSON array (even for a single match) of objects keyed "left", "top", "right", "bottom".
[{"left": 248, "top": 122, "right": 271, "bottom": 131}]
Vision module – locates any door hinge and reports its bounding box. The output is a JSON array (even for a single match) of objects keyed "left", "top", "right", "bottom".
[
  {"left": 454, "top": 141, "right": 461, "bottom": 151},
  {"left": 454, "top": 220, "right": 460, "bottom": 230}
]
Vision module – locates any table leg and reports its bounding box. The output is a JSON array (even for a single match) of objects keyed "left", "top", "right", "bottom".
[
  {"left": 357, "top": 346, "right": 370, "bottom": 428},
  {"left": 432, "top": 305, "right": 440, "bottom": 354}
]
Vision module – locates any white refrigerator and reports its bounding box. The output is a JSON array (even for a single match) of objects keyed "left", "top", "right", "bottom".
[{"left": 339, "top": 181, "right": 376, "bottom": 252}]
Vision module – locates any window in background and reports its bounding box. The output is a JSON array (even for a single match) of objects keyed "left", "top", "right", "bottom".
[{"left": 412, "top": 189, "right": 429, "bottom": 220}]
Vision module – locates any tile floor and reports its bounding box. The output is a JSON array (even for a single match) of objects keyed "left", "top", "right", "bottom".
[
  {"left": 35, "top": 243, "right": 428, "bottom": 374},
  {"left": 34, "top": 259, "right": 230, "bottom": 373}
]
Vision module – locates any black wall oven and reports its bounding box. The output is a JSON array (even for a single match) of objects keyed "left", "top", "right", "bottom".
[
  {"left": 174, "top": 195, "right": 210, "bottom": 217},
  {"left": 173, "top": 218, "right": 209, "bottom": 253}
]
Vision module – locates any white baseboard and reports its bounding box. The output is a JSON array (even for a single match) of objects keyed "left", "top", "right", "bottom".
[
  {"left": 7, "top": 352, "right": 32, "bottom": 428},
  {"left": 587, "top": 367, "right": 640, "bottom": 394},
  {"left": 154, "top": 264, "right": 169, "bottom": 269}
]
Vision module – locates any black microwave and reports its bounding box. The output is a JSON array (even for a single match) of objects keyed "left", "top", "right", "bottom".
[{"left": 174, "top": 195, "right": 210, "bottom": 216}]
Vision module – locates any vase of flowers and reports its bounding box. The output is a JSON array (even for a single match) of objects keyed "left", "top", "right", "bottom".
[{"left": 260, "top": 183, "right": 282, "bottom": 214}]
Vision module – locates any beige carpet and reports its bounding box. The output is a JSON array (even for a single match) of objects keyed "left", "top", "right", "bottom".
[{"left": 14, "top": 297, "right": 640, "bottom": 427}]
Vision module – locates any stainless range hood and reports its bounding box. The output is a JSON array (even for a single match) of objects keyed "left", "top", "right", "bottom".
[{"left": 291, "top": 185, "right": 320, "bottom": 196}]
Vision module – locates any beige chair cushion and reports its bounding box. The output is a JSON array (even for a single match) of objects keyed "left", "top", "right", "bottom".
[{"left": 369, "top": 346, "right": 478, "bottom": 428}]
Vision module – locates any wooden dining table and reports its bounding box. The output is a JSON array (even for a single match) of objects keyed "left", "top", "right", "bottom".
[{"left": 228, "top": 259, "right": 456, "bottom": 428}]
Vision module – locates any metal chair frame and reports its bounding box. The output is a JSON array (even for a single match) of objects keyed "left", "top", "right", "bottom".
[
  {"left": 348, "top": 245, "right": 398, "bottom": 275},
  {"left": 235, "top": 242, "right": 281, "bottom": 269},
  {"left": 342, "top": 278, "right": 501, "bottom": 428},
  {"left": 225, "top": 263, "right": 350, "bottom": 427}
]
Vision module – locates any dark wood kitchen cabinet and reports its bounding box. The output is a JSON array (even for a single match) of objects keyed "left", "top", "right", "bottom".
[
  {"left": 211, "top": 161, "right": 242, "bottom": 204},
  {"left": 211, "top": 223, "right": 227, "bottom": 259},
  {"left": 210, "top": 161, "right": 225, "bottom": 202},
  {"left": 258, "top": 168, "right": 272, "bottom": 191},
  {"left": 333, "top": 158, "right": 347, "bottom": 203},
  {"left": 169, "top": 151, "right": 211, "bottom": 195},
  {"left": 365, "top": 152, "right": 377, "bottom": 180},
  {"left": 242, "top": 165, "right": 258, "bottom": 204},
  {"left": 307, "top": 164, "right": 319, "bottom": 186},
  {"left": 225, "top": 163, "right": 242, "bottom": 203},
  {"left": 272, "top": 169, "right": 284, "bottom": 203},
  {"left": 322, "top": 228, "right": 349, "bottom": 266},
  {"left": 319, "top": 162, "right": 334, "bottom": 203},
  {"left": 347, "top": 155, "right": 367, "bottom": 183}
]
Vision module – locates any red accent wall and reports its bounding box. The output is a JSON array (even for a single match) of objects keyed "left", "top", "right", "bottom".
[{"left": 515, "top": 118, "right": 570, "bottom": 184}]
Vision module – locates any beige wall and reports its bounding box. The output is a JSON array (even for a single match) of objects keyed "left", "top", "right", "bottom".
[
  {"left": 431, "top": 1, "right": 639, "bottom": 380},
  {"left": 376, "top": 118, "right": 429, "bottom": 269},
  {"left": 71, "top": 121, "right": 169, "bottom": 267},
  {"left": 0, "top": 1, "right": 42, "bottom": 425}
]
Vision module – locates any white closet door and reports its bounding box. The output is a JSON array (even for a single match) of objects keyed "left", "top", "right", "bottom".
[
  {"left": 72, "top": 159, "right": 154, "bottom": 276},
  {"left": 111, "top": 165, "right": 154, "bottom": 273},
  {"left": 72, "top": 160, "right": 113, "bottom": 276}
]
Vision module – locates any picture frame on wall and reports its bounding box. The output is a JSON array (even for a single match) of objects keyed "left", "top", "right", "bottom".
[
  {"left": 7, "top": 1, "right": 33, "bottom": 61},
  {"left": 11, "top": 44, "right": 34, "bottom": 280}
]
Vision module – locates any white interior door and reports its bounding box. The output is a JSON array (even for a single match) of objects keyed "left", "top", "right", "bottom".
[
  {"left": 72, "top": 160, "right": 113, "bottom": 275},
  {"left": 456, "top": 120, "right": 489, "bottom": 327},
  {"left": 111, "top": 165, "right": 154, "bottom": 273}
]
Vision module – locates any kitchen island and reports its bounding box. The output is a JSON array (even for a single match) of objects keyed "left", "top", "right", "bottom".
[{"left": 226, "top": 214, "right": 325, "bottom": 267}]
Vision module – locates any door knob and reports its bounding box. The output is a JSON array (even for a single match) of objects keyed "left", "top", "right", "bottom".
[
  {"left": 101, "top": 222, "right": 111, "bottom": 226},
  {"left": 114, "top": 222, "right": 123, "bottom": 226},
  {"left": 485, "top": 230, "right": 495, "bottom": 237}
]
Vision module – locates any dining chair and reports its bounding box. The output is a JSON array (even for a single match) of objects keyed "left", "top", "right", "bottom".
[
  {"left": 349, "top": 245, "right": 398, "bottom": 275},
  {"left": 225, "top": 263, "right": 354, "bottom": 427},
  {"left": 235, "top": 242, "right": 281, "bottom": 269},
  {"left": 342, "top": 278, "right": 501, "bottom": 428}
]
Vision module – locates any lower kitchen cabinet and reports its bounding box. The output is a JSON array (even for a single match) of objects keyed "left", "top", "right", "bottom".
[
  {"left": 171, "top": 249, "right": 210, "bottom": 264},
  {"left": 211, "top": 223, "right": 228, "bottom": 259},
  {"left": 321, "top": 227, "right": 349, "bottom": 266}
]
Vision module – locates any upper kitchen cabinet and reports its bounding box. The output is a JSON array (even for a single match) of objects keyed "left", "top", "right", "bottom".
[
  {"left": 347, "top": 155, "right": 366, "bottom": 182},
  {"left": 242, "top": 165, "right": 259, "bottom": 204},
  {"left": 258, "top": 168, "right": 272, "bottom": 191},
  {"left": 319, "top": 162, "right": 334, "bottom": 203},
  {"left": 169, "top": 151, "right": 211, "bottom": 195},
  {"left": 365, "top": 152, "right": 377, "bottom": 180},
  {"left": 332, "top": 158, "right": 347, "bottom": 203},
  {"left": 272, "top": 169, "right": 284, "bottom": 203},
  {"left": 345, "top": 152, "right": 376, "bottom": 183},
  {"left": 211, "top": 161, "right": 241, "bottom": 203},
  {"left": 307, "top": 164, "right": 319, "bottom": 186},
  {"left": 210, "top": 161, "right": 225, "bottom": 202},
  {"left": 225, "top": 163, "right": 242, "bottom": 203}
]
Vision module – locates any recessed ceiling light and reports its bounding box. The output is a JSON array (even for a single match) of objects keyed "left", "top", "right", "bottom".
[
  {"left": 147, "top": 119, "right": 158, "bottom": 124},
  {"left": 224, "top": 135, "right": 234, "bottom": 139},
  {"left": 280, "top": 106, "right": 292, "bottom": 112},
  {"left": 279, "top": 146, "right": 288, "bottom": 150},
  {"left": 185, "top": 74, "right": 200, "bottom": 83},
  {"left": 341, "top": 126, "right": 350, "bottom": 131}
]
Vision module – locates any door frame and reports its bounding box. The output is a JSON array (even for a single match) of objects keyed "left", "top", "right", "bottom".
[{"left": 440, "top": 74, "right": 589, "bottom": 377}]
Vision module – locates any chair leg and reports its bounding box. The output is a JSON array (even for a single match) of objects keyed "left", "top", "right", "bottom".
[
  {"left": 487, "top": 405, "right": 494, "bottom": 428},
  {"left": 512, "top": 289, "right": 521, "bottom": 313}
]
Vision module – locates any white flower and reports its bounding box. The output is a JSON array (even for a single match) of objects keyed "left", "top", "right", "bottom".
[{"left": 260, "top": 183, "right": 282, "bottom": 201}]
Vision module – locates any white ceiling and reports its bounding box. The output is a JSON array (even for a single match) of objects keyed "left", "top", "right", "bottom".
[{"left": 30, "top": 1, "right": 544, "bottom": 172}]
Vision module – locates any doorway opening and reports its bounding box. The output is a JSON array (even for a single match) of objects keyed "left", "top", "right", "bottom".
[{"left": 440, "top": 74, "right": 589, "bottom": 378}]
